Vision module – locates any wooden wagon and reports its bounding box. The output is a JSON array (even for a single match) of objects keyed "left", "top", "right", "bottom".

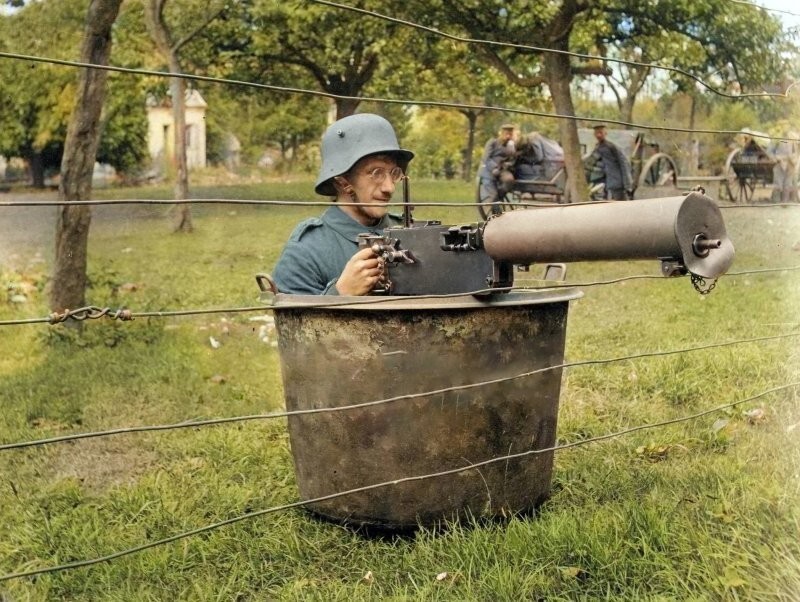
[{"left": 722, "top": 129, "right": 799, "bottom": 203}]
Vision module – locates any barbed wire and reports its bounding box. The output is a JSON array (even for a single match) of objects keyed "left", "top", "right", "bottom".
[
  {"left": 0, "top": 380, "right": 795, "bottom": 583},
  {"left": 311, "top": 0, "right": 795, "bottom": 101},
  {"left": 0, "top": 51, "right": 797, "bottom": 143},
  {"left": 0, "top": 265, "right": 797, "bottom": 328},
  {"left": 1, "top": 331, "right": 796, "bottom": 453}
]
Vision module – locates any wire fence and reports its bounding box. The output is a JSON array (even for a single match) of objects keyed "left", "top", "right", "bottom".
[
  {"left": 0, "top": 381, "right": 796, "bottom": 583},
  {"left": 1, "top": 50, "right": 798, "bottom": 142},
  {"left": 1, "top": 331, "right": 796, "bottom": 453},
  {"left": 0, "top": 265, "right": 798, "bottom": 328},
  {"left": 1, "top": 2, "right": 798, "bottom": 588}
]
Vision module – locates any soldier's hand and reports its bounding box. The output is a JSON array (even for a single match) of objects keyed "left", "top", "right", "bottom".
[{"left": 335, "top": 247, "right": 384, "bottom": 296}]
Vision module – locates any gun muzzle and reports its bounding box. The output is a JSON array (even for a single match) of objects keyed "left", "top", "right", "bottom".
[{"left": 482, "top": 192, "right": 734, "bottom": 279}]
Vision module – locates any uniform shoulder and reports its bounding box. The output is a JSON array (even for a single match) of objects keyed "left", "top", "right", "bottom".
[{"left": 287, "top": 217, "right": 325, "bottom": 242}]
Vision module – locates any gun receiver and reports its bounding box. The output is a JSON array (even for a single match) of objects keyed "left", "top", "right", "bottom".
[{"left": 365, "top": 192, "right": 734, "bottom": 296}]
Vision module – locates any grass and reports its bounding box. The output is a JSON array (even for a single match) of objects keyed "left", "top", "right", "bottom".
[{"left": 0, "top": 180, "right": 799, "bottom": 600}]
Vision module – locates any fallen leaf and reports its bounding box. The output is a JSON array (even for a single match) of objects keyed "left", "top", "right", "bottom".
[
  {"left": 435, "top": 572, "right": 449, "bottom": 582},
  {"left": 209, "top": 375, "right": 226, "bottom": 384},
  {"left": 744, "top": 408, "right": 766, "bottom": 424},
  {"left": 362, "top": 571, "right": 374, "bottom": 584},
  {"left": 209, "top": 336, "right": 221, "bottom": 349},
  {"left": 711, "top": 418, "right": 730, "bottom": 434}
]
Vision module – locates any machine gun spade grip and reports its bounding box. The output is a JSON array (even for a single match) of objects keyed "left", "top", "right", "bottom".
[{"left": 482, "top": 192, "right": 734, "bottom": 280}]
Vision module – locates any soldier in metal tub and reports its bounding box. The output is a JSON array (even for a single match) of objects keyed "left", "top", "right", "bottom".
[{"left": 272, "top": 113, "right": 413, "bottom": 296}]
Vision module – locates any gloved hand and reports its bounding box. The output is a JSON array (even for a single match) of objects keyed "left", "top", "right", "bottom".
[{"left": 491, "top": 168, "right": 501, "bottom": 177}]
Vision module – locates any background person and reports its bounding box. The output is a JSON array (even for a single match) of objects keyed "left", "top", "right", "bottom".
[
  {"left": 768, "top": 131, "right": 798, "bottom": 203},
  {"left": 272, "top": 113, "right": 413, "bottom": 295},
  {"left": 478, "top": 124, "right": 517, "bottom": 214},
  {"left": 585, "top": 124, "right": 633, "bottom": 200}
]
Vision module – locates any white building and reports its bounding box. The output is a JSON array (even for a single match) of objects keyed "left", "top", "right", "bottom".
[{"left": 146, "top": 89, "right": 207, "bottom": 170}]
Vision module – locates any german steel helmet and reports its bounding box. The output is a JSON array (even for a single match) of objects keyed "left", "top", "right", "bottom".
[{"left": 315, "top": 113, "right": 414, "bottom": 196}]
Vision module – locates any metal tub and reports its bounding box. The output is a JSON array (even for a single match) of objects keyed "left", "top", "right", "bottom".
[{"left": 271, "top": 289, "right": 582, "bottom": 529}]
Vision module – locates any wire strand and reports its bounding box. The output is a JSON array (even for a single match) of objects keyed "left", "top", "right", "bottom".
[
  {"left": 0, "top": 381, "right": 795, "bottom": 583},
  {"left": 311, "top": 0, "right": 795, "bottom": 100},
  {"left": 1, "top": 331, "right": 796, "bottom": 452},
  {"left": 0, "top": 51, "right": 796, "bottom": 142},
  {"left": 0, "top": 265, "right": 797, "bottom": 328},
  {"left": 727, "top": 0, "right": 800, "bottom": 19},
  {"left": 0, "top": 196, "right": 797, "bottom": 208}
]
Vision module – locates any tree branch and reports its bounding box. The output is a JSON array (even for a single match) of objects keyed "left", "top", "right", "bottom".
[{"left": 172, "top": 2, "right": 226, "bottom": 52}]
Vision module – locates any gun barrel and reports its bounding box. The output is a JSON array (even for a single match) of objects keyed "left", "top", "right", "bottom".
[{"left": 482, "top": 193, "right": 734, "bottom": 279}]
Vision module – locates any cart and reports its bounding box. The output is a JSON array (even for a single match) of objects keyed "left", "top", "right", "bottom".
[{"left": 722, "top": 129, "right": 796, "bottom": 203}]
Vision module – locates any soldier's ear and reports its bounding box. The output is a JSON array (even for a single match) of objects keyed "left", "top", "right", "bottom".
[{"left": 333, "top": 176, "right": 354, "bottom": 194}]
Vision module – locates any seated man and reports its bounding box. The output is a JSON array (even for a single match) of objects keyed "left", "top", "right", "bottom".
[
  {"left": 514, "top": 131, "right": 565, "bottom": 184},
  {"left": 477, "top": 124, "right": 517, "bottom": 213},
  {"left": 272, "top": 113, "right": 414, "bottom": 295}
]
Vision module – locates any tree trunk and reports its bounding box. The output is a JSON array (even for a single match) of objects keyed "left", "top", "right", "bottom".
[
  {"left": 545, "top": 51, "right": 588, "bottom": 203},
  {"left": 50, "top": 0, "right": 123, "bottom": 316},
  {"left": 145, "top": 0, "right": 195, "bottom": 233},
  {"left": 335, "top": 97, "right": 360, "bottom": 120},
  {"left": 169, "top": 71, "right": 192, "bottom": 232},
  {"left": 462, "top": 110, "right": 478, "bottom": 181},
  {"left": 687, "top": 93, "right": 699, "bottom": 176},
  {"left": 29, "top": 151, "right": 45, "bottom": 189},
  {"left": 620, "top": 95, "right": 635, "bottom": 126}
]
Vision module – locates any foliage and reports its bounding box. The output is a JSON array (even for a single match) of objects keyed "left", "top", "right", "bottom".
[
  {"left": 0, "top": 0, "right": 150, "bottom": 180},
  {"left": 246, "top": 0, "right": 438, "bottom": 119}
]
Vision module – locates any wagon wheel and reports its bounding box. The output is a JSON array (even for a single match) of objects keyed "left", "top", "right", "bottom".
[
  {"left": 723, "top": 148, "right": 755, "bottom": 203},
  {"left": 637, "top": 152, "right": 678, "bottom": 196},
  {"left": 475, "top": 178, "right": 518, "bottom": 220}
]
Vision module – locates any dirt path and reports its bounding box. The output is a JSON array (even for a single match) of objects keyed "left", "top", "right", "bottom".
[{"left": 0, "top": 189, "right": 163, "bottom": 267}]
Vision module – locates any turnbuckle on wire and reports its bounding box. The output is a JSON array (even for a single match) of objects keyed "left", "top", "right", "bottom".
[{"left": 48, "top": 306, "right": 134, "bottom": 324}]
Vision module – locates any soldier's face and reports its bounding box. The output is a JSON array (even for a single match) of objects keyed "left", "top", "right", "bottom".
[{"left": 343, "top": 155, "right": 401, "bottom": 225}]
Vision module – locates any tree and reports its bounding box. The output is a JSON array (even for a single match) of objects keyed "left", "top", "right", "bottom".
[
  {"left": 144, "top": 0, "right": 227, "bottom": 232},
  {"left": 0, "top": 0, "right": 149, "bottom": 186},
  {"left": 0, "top": 0, "right": 86, "bottom": 187},
  {"left": 427, "top": 1, "right": 608, "bottom": 202},
  {"left": 50, "top": 0, "right": 123, "bottom": 315},
  {"left": 248, "top": 0, "right": 429, "bottom": 120},
  {"left": 592, "top": 0, "right": 792, "bottom": 173},
  {"left": 413, "top": 42, "right": 535, "bottom": 180}
]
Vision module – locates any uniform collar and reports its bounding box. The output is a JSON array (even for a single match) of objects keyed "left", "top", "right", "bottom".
[{"left": 322, "top": 205, "right": 395, "bottom": 242}]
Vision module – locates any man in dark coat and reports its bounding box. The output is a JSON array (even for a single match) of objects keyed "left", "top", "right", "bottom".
[{"left": 587, "top": 125, "right": 633, "bottom": 200}]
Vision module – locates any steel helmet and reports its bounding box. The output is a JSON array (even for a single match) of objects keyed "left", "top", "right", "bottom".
[{"left": 315, "top": 113, "right": 414, "bottom": 196}]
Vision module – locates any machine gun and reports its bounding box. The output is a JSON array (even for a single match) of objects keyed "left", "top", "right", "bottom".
[{"left": 356, "top": 192, "right": 734, "bottom": 296}]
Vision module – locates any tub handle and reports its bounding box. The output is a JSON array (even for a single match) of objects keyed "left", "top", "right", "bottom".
[{"left": 255, "top": 273, "right": 279, "bottom": 294}]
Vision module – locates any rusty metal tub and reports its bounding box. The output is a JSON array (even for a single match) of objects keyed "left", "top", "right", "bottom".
[{"left": 269, "top": 289, "right": 582, "bottom": 529}]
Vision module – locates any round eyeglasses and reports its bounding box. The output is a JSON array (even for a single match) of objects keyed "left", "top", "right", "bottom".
[{"left": 363, "top": 166, "right": 405, "bottom": 183}]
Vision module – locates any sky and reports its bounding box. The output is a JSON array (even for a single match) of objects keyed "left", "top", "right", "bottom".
[{"left": 754, "top": 0, "right": 800, "bottom": 32}]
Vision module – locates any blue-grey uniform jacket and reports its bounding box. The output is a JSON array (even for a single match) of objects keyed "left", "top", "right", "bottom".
[
  {"left": 478, "top": 138, "right": 515, "bottom": 180},
  {"left": 272, "top": 206, "right": 403, "bottom": 295},
  {"left": 589, "top": 140, "right": 633, "bottom": 192}
]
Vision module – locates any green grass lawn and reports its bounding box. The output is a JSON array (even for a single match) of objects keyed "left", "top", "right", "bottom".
[{"left": 1, "top": 181, "right": 799, "bottom": 600}]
